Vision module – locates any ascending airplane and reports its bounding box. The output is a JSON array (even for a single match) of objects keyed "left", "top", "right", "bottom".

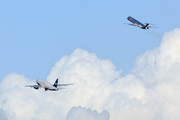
[
  {"left": 125, "top": 16, "right": 157, "bottom": 29},
  {"left": 25, "top": 78, "right": 74, "bottom": 91}
]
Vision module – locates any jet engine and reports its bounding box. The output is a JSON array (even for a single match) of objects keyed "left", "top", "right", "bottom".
[{"left": 34, "top": 87, "right": 39, "bottom": 90}]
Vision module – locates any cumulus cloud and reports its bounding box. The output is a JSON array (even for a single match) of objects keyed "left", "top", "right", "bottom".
[
  {"left": 1, "top": 28, "right": 180, "bottom": 120},
  {"left": 0, "top": 108, "right": 8, "bottom": 120},
  {"left": 66, "top": 106, "right": 110, "bottom": 120}
]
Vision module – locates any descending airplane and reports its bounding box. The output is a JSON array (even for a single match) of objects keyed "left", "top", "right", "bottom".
[
  {"left": 25, "top": 78, "right": 74, "bottom": 91},
  {"left": 125, "top": 16, "right": 157, "bottom": 29}
]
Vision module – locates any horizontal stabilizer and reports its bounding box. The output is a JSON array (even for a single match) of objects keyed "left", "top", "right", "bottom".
[
  {"left": 57, "top": 84, "right": 74, "bottom": 86},
  {"left": 148, "top": 26, "right": 158, "bottom": 28},
  {"left": 58, "top": 88, "right": 66, "bottom": 89},
  {"left": 144, "top": 23, "right": 156, "bottom": 26},
  {"left": 124, "top": 23, "right": 137, "bottom": 26}
]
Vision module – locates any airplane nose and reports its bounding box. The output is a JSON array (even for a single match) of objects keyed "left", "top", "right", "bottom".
[
  {"left": 36, "top": 79, "right": 39, "bottom": 84},
  {"left": 36, "top": 79, "right": 42, "bottom": 84},
  {"left": 36, "top": 79, "right": 39, "bottom": 82}
]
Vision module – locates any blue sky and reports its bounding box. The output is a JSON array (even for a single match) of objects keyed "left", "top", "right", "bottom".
[{"left": 0, "top": 0, "right": 180, "bottom": 81}]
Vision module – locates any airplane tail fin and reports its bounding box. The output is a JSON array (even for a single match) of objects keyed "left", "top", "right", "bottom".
[
  {"left": 144, "top": 23, "right": 149, "bottom": 29},
  {"left": 53, "top": 78, "right": 58, "bottom": 88}
]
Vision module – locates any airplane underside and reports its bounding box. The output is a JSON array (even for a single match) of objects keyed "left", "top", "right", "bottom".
[{"left": 44, "top": 88, "right": 58, "bottom": 91}]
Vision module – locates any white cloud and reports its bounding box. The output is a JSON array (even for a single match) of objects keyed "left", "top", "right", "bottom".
[
  {"left": 0, "top": 108, "right": 8, "bottom": 120},
  {"left": 1, "top": 28, "right": 180, "bottom": 120},
  {"left": 66, "top": 106, "right": 109, "bottom": 120}
]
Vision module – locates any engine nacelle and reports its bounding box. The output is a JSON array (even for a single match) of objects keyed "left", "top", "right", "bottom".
[{"left": 34, "top": 87, "right": 39, "bottom": 90}]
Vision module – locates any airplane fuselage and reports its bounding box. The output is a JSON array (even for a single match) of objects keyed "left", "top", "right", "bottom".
[
  {"left": 127, "top": 16, "right": 149, "bottom": 29},
  {"left": 36, "top": 79, "right": 59, "bottom": 91}
]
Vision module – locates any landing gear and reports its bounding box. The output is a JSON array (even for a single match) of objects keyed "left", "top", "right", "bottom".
[{"left": 45, "top": 88, "right": 48, "bottom": 91}]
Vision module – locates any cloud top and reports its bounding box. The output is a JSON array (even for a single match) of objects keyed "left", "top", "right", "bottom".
[{"left": 66, "top": 106, "right": 110, "bottom": 120}]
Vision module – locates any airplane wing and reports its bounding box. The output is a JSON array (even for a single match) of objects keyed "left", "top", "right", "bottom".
[
  {"left": 25, "top": 85, "right": 41, "bottom": 88},
  {"left": 124, "top": 23, "right": 137, "bottom": 26},
  {"left": 57, "top": 84, "right": 74, "bottom": 87},
  {"left": 148, "top": 26, "right": 158, "bottom": 28}
]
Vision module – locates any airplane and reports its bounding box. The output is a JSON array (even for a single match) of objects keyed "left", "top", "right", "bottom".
[
  {"left": 125, "top": 16, "right": 157, "bottom": 29},
  {"left": 25, "top": 78, "right": 74, "bottom": 91}
]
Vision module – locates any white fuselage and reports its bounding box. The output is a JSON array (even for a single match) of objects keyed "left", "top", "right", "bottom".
[{"left": 36, "top": 79, "right": 58, "bottom": 91}]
